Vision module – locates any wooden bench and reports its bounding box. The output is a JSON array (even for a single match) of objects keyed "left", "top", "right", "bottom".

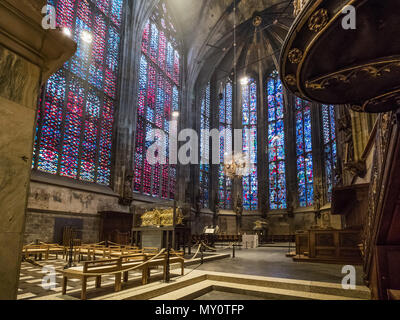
[
  {"left": 61, "top": 252, "right": 184, "bottom": 300},
  {"left": 61, "top": 258, "right": 123, "bottom": 300},
  {"left": 75, "top": 244, "right": 144, "bottom": 261},
  {"left": 77, "top": 245, "right": 112, "bottom": 261},
  {"left": 388, "top": 289, "right": 400, "bottom": 300},
  {"left": 22, "top": 244, "right": 65, "bottom": 261}
]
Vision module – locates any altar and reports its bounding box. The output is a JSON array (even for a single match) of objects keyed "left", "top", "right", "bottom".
[
  {"left": 132, "top": 202, "right": 191, "bottom": 251},
  {"left": 242, "top": 234, "right": 259, "bottom": 249}
]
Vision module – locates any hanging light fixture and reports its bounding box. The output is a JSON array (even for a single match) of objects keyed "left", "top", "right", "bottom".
[
  {"left": 81, "top": 30, "right": 92, "bottom": 43},
  {"left": 63, "top": 27, "right": 72, "bottom": 38},
  {"left": 240, "top": 76, "right": 250, "bottom": 86}
]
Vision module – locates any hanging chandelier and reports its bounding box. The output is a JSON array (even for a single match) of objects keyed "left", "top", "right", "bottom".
[{"left": 223, "top": 153, "right": 253, "bottom": 180}]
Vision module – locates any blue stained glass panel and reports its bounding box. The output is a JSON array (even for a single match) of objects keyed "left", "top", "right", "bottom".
[
  {"left": 295, "top": 98, "right": 314, "bottom": 207},
  {"left": 267, "top": 73, "right": 287, "bottom": 209},
  {"left": 322, "top": 105, "right": 337, "bottom": 202},
  {"left": 242, "top": 79, "right": 258, "bottom": 211}
]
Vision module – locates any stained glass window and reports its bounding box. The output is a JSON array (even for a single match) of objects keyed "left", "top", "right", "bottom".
[
  {"left": 133, "top": 1, "right": 180, "bottom": 199},
  {"left": 33, "top": 0, "right": 124, "bottom": 185},
  {"left": 295, "top": 98, "right": 314, "bottom": 207},
  {"left": 200, "top": 84, "right": 211, "bottom": 208},
  {"left": 267, "top": 72, "right": 287, "bottom": 210},
  {"left": 322, "top": 105, "right": 337, "bottom": 202},
  {"left": 242, "top": 79, "right": 258, "bottom": 211},
  {"left": 219, "top": 82, "right": 233, "bottom": 209}
]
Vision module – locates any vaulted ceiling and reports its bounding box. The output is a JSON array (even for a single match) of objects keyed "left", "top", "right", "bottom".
[{"left": 167, "top": 0, "right": 294, "bottom": 90}]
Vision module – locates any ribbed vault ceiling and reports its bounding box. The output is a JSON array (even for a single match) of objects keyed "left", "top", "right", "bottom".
[{"left": 167, "top": 0, "right": 294, "bottom": 89}]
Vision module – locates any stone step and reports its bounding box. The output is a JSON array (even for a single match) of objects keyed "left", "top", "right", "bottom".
[
  {"left": 204, "top": 272, "right": 371, "bottom": 300},
  {"left": 152, "top": 279, "right": 367, "bottom": 300},
  {"left": 101, "top": 270, "right": 370, "bottom": 300}
]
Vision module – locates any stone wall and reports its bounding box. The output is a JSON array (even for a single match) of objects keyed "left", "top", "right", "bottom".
[
  {"left": 190, "top": 211, "right": 214, "bottom": 235},
  {"left": 241, "top": 214, "right": 263, "bottom": 233},
  {"left": 24, "top": 180, "right": 129, "bottom": 244},
  {"left": 24, "top": 211, "right": 101, "bottom": 244}
]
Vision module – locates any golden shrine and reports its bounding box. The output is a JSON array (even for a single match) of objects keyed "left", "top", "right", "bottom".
[{"left": 140, "top": 207, "right": 184, "bottom": 227}]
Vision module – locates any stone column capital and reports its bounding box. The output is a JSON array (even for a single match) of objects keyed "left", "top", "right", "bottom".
[{"left": 0, "top": 0, "right": 76, "bottom": 82}]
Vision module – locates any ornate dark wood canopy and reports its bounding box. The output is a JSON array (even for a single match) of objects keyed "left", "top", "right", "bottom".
[{"left": 280, "top": 0, "right": 400, "bottom": 113}]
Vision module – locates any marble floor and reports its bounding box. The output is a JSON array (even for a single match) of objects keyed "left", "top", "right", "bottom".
[
  {"left": 17, "top": 258, "right": 163, "bottom": 300},
  {"left": 197, "top": 247, "right": 365, "bottom": 286}
]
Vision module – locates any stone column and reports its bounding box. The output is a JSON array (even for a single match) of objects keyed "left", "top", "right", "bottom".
[{"left": 0, "top": 0, "right": 75, "bottom": 300}]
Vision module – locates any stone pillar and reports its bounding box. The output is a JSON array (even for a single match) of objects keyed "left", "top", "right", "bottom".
[
  {"left": 0, "top": 0, "right": 75, "bottom": 300},
  {"left": 350, "top": 111, "right": 378, "bottom": 161}
]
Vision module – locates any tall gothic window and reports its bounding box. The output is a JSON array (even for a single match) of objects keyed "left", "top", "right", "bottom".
[
  {"left": 200, "top": 84, "right": 211, "bottom": 208},
  {"left": 32, "top": 0, "right": 124, "bottom": 185},
  {"left": 267, "top": 72, "right": 287, "bottom": 210},
  {"left": 295, "top": 98, "right": 314, "bottom": 207},
  {"left": 218, "top": 82, "right": 233, "bottom": 209},
  {"left": 133, "top": 1, "right": 180, "bottom": 199},
  {"left": 322, "top": 105, "right": 337, "bottom": 202},
  {"left": 242, "top": 79, "right": 258, "bottom": 211}
]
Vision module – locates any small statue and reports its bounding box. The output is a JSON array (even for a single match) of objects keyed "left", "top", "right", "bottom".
[
  {"left": 119, "top": 174, "right": 134, "bottom": 206},
  {"left": 253, "top": 219, "right": 269, "bottom": 230},
  {"left": 195, "top": 187, "right": 202, "bottom": 213},
  {"left": 176, "top": 207, "right": 184, "bottom": 225},
  {"left": 215, "top": 202, "right": 220, "bottom": 215},
  {"left": 314, "top": 185, "right": 322, "bottom": 222},
  {"left": 234, "top": 194, "right": 243, "bottom": 216}
]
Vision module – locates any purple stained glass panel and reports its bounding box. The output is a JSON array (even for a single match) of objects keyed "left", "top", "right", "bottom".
[
  {"left": 33, "top": 0, "right": 123, "bottom": 186},
  {"left": 134, "top": 1, "right": 180, "bottom": 200}
]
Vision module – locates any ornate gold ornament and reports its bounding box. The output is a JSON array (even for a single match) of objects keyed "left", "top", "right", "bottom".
[
  {"left": 223, "top": 153, "right": 252, "bottom": 179},
  {"left": 293, "top": 0, "right": 309, "bottom": 17},
  {"left": 350, "top": 105, "right": 364, "bottom": 113},
  {"left": 305, "top": 59, "right": 400, "bottom": 90},
  {"left": 285, "top": 74, "right": 297, "bottom": 86},
  {"left": 288, "top": 48, "right": 303, "bottom": 64},
  {"left": 253, "top": 220, "right": 268, "bottom": 231},
  {"left": 364, "top": 88, "right": 400, "bottom": 108},
  {"left": 308, "top": 8, "right": 329, "bottom": 32},
  {"left": 141, "top": 209, "right": 162, "bottom": 227},
  {"left": 253, "top": 16, "right": 262, "bottom": 27},
  {"left": 141, "top": 207, "right": 184, "bottom": 227}
]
